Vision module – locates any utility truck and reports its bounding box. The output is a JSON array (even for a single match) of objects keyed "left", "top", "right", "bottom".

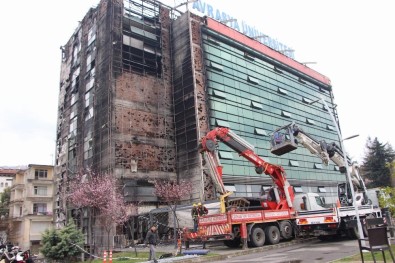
[
  {"left": 270, "top": 122, "right": 382, "bottom": 239},
  {"left": 182, "top": 127, "right": 355, "bottom": 248}
]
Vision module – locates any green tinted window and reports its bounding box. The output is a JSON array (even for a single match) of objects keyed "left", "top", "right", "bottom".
[{"left": 219, "top": 151, "right": 233, "bottom": 160}]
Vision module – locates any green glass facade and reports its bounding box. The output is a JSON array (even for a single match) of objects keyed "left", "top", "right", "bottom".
[{"left": 201, "top": 28, "right": 345, "bottom": 198}]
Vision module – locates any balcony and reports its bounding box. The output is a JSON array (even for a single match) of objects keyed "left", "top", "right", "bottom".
[
  {"left": 9, "top": 198, "right": 23, "bottom": 204},
  {"left": 30, "top": 233, "right": 43, "bottom": 240},
  {"left": 27, "top": 178, "right": 53, "bottom": 184},
  {"left": 26, "top": 195, "right": 53, "bottom": 202},
  {"left": 31, "top": 211, "right": 53, "bottom": 216},
  {"left": 11, "top": 215, "right": 23, "bottom": 221},
  {"left": 11, "top": 183, "right": 24, "bottom": 190}
]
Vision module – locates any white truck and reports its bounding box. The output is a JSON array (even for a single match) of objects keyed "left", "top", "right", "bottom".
[
  {"left": 271, "top": 122, "right": 383, "bottom": 239},
  {"left": 293, "top": 192, "right": 382, "bottom": 239}
]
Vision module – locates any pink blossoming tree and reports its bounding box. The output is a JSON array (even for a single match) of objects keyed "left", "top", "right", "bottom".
[
  {"left": 67, "top": 171, "right": 135, "bottom": 251},
  {"left": 153, "top": 179, "right": 192, "bottom": 246}
]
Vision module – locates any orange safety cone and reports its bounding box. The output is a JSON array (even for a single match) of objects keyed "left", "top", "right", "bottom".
[
  {"left": 177, "top": 238, "right": 182, "bottom": 255},
  {"left": 177, "top": 239, "right": 181, "bottom": 249},
  {"left": 103, "top": 250, "right": 107, "bottom": 263},
  {"left": 109, "top": 250, "right": 113, "bottom": 263}
]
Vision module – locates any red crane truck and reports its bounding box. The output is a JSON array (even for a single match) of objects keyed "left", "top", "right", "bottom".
[{"left": 183, "top": 127, "right": 315, "bottom": 248}]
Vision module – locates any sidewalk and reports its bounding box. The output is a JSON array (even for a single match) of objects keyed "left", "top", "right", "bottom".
[{"left": 133, "top": 237, "right": 317, "bottom": 263}]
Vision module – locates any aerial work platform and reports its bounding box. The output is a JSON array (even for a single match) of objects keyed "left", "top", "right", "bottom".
[{"left": 270, "top": 124, "right": 298, "bottom": 156}]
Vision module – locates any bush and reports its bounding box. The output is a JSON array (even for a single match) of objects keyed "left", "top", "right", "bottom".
[{"left": 41, "top": 221, "right": 84, "bottom": 262}]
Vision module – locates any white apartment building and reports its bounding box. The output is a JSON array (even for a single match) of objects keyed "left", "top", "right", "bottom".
[
  {"left": 9, "top": 164, "right": 54, "bottom": 253},
  {"left": 0, "top": 169, "right": 15, "bottom": 193}
]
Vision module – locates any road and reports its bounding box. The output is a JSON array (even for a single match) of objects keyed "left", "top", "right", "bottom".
[{"left": 209, "top": 238, "right": 360, "bottom": 263}]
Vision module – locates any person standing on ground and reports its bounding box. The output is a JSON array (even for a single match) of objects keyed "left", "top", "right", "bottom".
[
  {"left": 191, "top": 203, "right": 198, "bottom": 232},
  {"left": 145, "top": 225, "right": 159, "bottom": 263}
]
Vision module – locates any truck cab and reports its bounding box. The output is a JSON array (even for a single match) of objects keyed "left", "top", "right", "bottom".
[{"left": 293, "top": 193, "right": 327, "bottom": 211}]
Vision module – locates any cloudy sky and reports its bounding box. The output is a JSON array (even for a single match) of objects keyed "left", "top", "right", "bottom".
[{"left": 1, "top": 0, "right": 393, "bottom": 166}]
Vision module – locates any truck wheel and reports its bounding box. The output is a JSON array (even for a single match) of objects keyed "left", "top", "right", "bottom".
[
  {"left": 346, "top": 224, "right": 368, "bottom": 239},
  {"left": 346, "top": 227, "right": 358, "bottom": 239},
  {"left": 265, "top": 225, "right": 280, "bottom": 245},
  {"left": 250, "top": 226, "right": 266, "bottom": 247},
  {"left": 224, "top": 238, "right": 241, "bottom": 248},
  {"left": 279, "top": 220, "right": 293, "bottom": 240}
]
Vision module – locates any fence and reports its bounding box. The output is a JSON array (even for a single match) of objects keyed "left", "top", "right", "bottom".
[{"left": 128, "top": 202, "right": 220, "bottom": 246}]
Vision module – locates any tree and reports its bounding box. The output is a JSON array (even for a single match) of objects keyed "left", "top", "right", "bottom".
[
  {"left": 361, "top": 137, "right": 395, "bottom": 188},
  {"left": 378, "top": 186, "right": 395, "bottom": 216},
  {"left": 387, "top": 160, "right": 395, "bottom": 186},
  {"left": 0, "top": 187, "right": 10, "bottom": 218},
  {"left": 0, "top": 187, "right": 11, "bottom": 242},
  {"left": 153, "top": 179, "right": 192, "bottom": 246},
  {"left": 67, "top": 171, "right": 134, "bottom": 251},
  {"left": 41, "top": 221, "right": 84, "bottom": 262}
]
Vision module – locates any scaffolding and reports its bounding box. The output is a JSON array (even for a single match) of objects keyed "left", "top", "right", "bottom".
[{"left": 55, "top": 0, "right": 182, "bottom": 252}]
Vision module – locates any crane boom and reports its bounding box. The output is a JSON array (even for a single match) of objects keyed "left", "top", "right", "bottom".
[
  {"left": 200, "top": 127, "right": 295, "bottom": 210},
  {"left": 270, "top": 122, "right": 369, "bottom": 206}
]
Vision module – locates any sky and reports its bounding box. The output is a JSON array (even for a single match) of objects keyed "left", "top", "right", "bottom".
[{"left": 0, "top": 0, "right": 394, "bottom": 167}]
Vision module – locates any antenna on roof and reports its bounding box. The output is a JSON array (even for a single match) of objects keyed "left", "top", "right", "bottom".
[
  {"left": 220, "top": 18, "right": 237, "bottom": 24},
  {"left": 252, "top": 34, "right": 268, "bottom": 40}
]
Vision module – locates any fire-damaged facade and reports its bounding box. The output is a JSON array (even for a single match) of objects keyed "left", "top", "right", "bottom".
[{"left": 55, "top": 0, "right": 344, "bottom": 246}]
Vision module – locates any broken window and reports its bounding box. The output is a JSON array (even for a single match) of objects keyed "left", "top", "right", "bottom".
[
  {"left": 122, "top": 43, "right": 162, "bottom": 77},
  {"left": 122, "top": 0, "right": 162, "bottom": 77}
]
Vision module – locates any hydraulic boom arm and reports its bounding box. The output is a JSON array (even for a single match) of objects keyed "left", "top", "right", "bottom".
[
  {"left": 270, "top": 122, "right": 369, "bottom": 206},
  {"left": 200, "top": 127, "right": 295, "bottom": 210}
]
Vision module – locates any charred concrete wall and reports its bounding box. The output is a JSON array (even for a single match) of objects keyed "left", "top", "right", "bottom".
[
  {"left": 113, "top": 73, "right": 176, "bottom": 178},
  {"left": 55, "top": 0, "right": 178, "bottom": 226},
  {"left": 189, "top": 13, "right": 214, "bottom": 200},
  {"left": 112, "top": 3, "right": 176, "bottom": 184},
  {"left": 92, "top": 0, "right": 121, "bottom": 172},
  {"left": 172, "top": 12, "right": 213, "bottom": 202},
  {"left": 55, "top": 0, "right": 178, "bottom": 250},
  {"left": 55, "top": 4, "right": 100, "bottom": 228}
]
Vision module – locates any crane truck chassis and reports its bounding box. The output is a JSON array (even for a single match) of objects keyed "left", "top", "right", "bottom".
[
  {"left": 183, "top": 127, "right": 383, "bottom": 248},
  {"left": 183, "top": 126, "right": 299, "bottom": 248}
]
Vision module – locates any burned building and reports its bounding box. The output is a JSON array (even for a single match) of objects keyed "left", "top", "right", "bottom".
[
  {"left": 56, "top": 0, "right": 177, "bottom": 223},
  {"left": 55, "top": 0, "right": 345, "bottom": 244}
]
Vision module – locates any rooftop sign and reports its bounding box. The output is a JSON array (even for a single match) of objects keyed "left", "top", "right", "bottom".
[{"left": 191, "top": 0, "right": 295, "bottom": 59}]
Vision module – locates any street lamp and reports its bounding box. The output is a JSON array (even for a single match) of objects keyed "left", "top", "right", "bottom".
[
  {"left": 220, "top": 18, "right": 237, "bottom": 24},
  {"left": 301, "top": 62, "right": 317, "bottom": 66},
  {"left": 343, "top": 134, "right": 359, "bottom": 141},
  {"left": 174, "top": 0, "right": 198, "bottom": 10},
  {"left": 311, "top": 96, "right": 365, "bottom": 240},
  {"left": 252, "top": 34, "right": 268, "bottom": 40}
]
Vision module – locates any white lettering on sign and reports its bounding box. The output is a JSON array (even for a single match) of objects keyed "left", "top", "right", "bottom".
[
  {"left": 192, "top": 0, "right": 295, "bottom": 58},
  {"left": 231, "top": 213, "right": 261, "bottom": 220},
  {"left": 199, "top": 215, "right": 227, "bottom": 224},
  {"left": 265, "top": 211, "right": 289, "bottom": 218}
]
